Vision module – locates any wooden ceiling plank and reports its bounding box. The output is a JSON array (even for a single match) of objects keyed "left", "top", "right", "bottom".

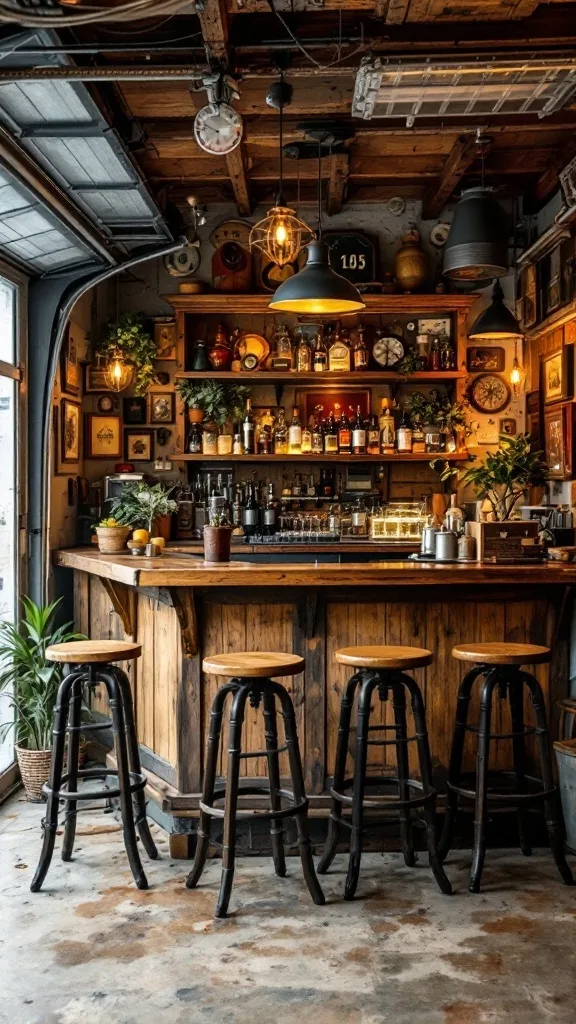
[
  {"left": 422, "top": 134, "right": 485, "bottom": 218},
  {"left": 197, "top": 0, "right": 229, "bottom": 61},
  {"left": 385, "top": 0, "right": 411, "bottom": 23},
  {"left": 509, "top": 0, "right": 540, "bottom": 17},
  {"left": 226, "top": 144, "right": 252, "bottom": 215},
  {"left": 534, "top": 135, "right": 576, "bottom": 203},
  {"left": 327, "top": 152, "right": 349, "bottom": 215}
]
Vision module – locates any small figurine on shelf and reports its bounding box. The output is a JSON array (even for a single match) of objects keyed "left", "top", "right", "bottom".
[{"left": 208, "top": 322, "right": 232, "bottom": 371}]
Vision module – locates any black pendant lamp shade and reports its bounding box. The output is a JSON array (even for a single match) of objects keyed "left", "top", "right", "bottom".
[
  {"left": 468, "top": 280, "right": 523, "bottom": 341},
  {"left": 269, "top": 240, "right": 365, "bottom": 314},
  {"left": 443, "top": 187, "right": 509, "bottom": 282}
]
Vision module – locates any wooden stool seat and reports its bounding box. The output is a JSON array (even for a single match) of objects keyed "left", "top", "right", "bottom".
[
  {"left": 46, "top": 640, "right": 142, "bottom": 664},
  {"left": 202, "top": 651, "right": 305, "bottom": 678},
  {"left": 335, "top": 645, "right": 433, "bottom": 670},
  {"left": 451, "top": 642, "right": 550, "bottom": 666}
]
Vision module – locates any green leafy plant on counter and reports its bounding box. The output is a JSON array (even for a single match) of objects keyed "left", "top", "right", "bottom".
[
  {"left": 108, "top": 481, "right": 178, "bottom": 536},
  {"left": 175, "top": 379, "right": 251, "bottom": 427},
  {"left": 208, "top": 510, "right": 233, "bottom": 527},
  {"left": 96, "top": 313, "right": 158, "bottom": 395},
  {"left": 0, "top": 598, "right": 85, "bottom": 751},
  {"left": 462, "top": 433, "right": 548, "bottom": 521}
]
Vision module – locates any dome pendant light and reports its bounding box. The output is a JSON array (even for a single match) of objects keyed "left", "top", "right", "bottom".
[
  {"left": 269, "top": 135, "right": 365, "bottom": 315},
  {"left": 468, "top": 280, "right": 523, "bottom": 341},
  {"left": 249, "top": 74, "right": 314, "bottom": 268}
]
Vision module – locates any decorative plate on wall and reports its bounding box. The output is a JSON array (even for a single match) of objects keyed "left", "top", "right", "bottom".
[{"left": 468, "top": 373, "right": 511, "bottom": 414}]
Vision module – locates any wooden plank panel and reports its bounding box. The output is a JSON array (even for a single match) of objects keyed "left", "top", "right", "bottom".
[
  {"left": 152, "top": 600, "right": 179, "bottom": 766},
  {"left": 137, "top": 593, "right": 156, "bottom": 752},
  {"left": 385, "top": 598, "right": 427, "bottom": 776},
  {"left": 426, "top": 598, "right": 477, "bottom": 773},
  {"left": 326, "top": 601, "right": 357, "bottom": 778}
]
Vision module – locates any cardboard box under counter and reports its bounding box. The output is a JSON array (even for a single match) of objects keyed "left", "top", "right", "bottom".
[{"left": 468, "top": 520, "right": 541, "bottom": 562}]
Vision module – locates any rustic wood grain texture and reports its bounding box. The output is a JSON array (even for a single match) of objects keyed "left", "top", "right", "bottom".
[{"left": 100, "top": 579, "right": 137, "bottom": 639}]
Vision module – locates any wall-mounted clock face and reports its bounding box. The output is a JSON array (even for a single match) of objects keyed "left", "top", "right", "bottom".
[
  {"left": 194, "top": 102, "right": 243, "bottom": 155},
  {"left": 469, "top": 373, "right": 511, "bottom": 413},
  {"left": 373, "top": 335, "right": 404, "bottom": 367}
]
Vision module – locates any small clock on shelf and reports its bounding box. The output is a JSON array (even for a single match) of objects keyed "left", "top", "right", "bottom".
[
  {"left": 468, "top": 373, "right": 511, "bottom": 414},
  {"left": 372, "top": 334, "right": 405, "bottom": 368},
  {"left": 323, "top": 231, "right": 377, "bottom": 285}
]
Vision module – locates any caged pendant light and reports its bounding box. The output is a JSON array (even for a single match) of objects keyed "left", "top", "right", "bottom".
[
  {"left": 269, "top": 133, "right": 365, "bottom": 315},
  {"left": 103, "top": 277, "right": 134, "bottom": 392},
  {"left": 249, "top": 73, "right": 315, "bottom": 268}
]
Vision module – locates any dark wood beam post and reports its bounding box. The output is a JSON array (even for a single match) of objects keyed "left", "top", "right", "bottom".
[
  {"left": 422, "top": 134, "right": 489, "bottom": 219},
  {"left": 534, "top": 138, "right": 576, "bottom": 203},
  {"left": 197, "top": 0, "right": 229, "bottom": 60},
  {"left": 226, "top": 144, "right": 252, "bottom": 215},
  {"left": 327, "top": 152, "right": 349, "bottom": 216},
  {"left": 384, "top": 0, "right": 411, "bottom": 23}
]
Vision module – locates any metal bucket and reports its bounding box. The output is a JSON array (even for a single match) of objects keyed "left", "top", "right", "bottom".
[{"left": 554, "top": 738, "right": 576, "bottom": 854}]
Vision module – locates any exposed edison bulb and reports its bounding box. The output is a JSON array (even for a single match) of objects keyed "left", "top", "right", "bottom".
[
  {"left": 509, "top": 341, "right": 526, "bottom": 396},
  {"left": 250, "top": 204, "right": 315, "bottom": 268},
  {"left": 510, "top": 364, "right": 522, "bottom": 386},
  {"left": 103, "top": 349, "right": 134, "bottom": 392},
  {"left": 274, "top": 219, "right": 288, "bottom": 245}
]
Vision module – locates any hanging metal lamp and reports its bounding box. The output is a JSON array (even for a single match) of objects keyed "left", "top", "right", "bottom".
[
  {"left": 468, "top": 280, "right": 523, "bottom": 340},
  {"left": 443, "top": 187, "right": 509, "bottom": 282},
  {"left": 269, "top": 135, "right": 365, "bottom": 315},
  {"left": 249, "top": 74, "right": 314, "bottom": 268}
]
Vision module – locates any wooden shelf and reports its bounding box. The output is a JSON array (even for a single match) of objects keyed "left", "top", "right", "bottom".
[
  {"left": 174, "top": 370, "right": 467, "bottom": 383},
  {"left": 164, "top": 293, "right": 478, "bottom": 314},
  {"left": 172, "top": 452, "right": 469, "bottom": 462}
]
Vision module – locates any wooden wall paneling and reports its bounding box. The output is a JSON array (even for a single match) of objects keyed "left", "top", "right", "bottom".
[
  {"left": 360, "top": 601, "right": 389, "bottom": 774},
  {"left": 503, "top": 598, "right": 548, "bottom": 769},
  {"left": 294, "top": 592, "right": 327, "bottom": 794},
  {"left": 425, "top": 597, "right": 477, "bottom": 773},
  {"left": 137, "top": 592, "right": 156, "bottom": 752},
  {"left": 326, "top": 601, "right": 358, "bottom": 779},
  {"left": 385, "top": 597, "right": 427, "bottom": 776},
  {"left": 152, "top": 599, "right": 179, "bottom": 766}
]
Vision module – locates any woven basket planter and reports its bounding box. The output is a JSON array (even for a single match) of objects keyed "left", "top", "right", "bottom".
[
  {"left": 16, "top": 746, "right": 52, "bottom": 802},
  {"left": 95, "top": 525, "right": 131, "bottom": 553}
]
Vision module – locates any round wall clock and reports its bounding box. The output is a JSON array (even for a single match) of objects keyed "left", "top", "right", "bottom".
[
  {"left": 373, "top": 335, "right": 404, "bottom": 367},
  {"left": 468, "top": 373, "right": 511, "bottom": 413},
  {"left": 164, "top": 244, "right": 201, "bottom": 277},
  {"left": 209, "top": 219, "right": 252, "bottom": 252},
  {"left": 194, "top": 102, "right": 243, "bottom": 155}
]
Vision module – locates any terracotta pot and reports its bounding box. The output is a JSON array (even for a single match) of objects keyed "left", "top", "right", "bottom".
[
  {"left": 395, "top": 229, "right": 428, "bottom": 293},
  {"left": 16, "top": 746, "right": 52, "bottom": 802},
  {"left": 188, "top": 407, "right": 205, "bottom": 424},
  {"left": 152, "top": 514, "right": 172, "bottom": 541},
  {"left": 203, "top": 526, "right": 233, "bottom": 562},
  {"left": 95, "top": 525, "right": 131, "bottom": 553}
]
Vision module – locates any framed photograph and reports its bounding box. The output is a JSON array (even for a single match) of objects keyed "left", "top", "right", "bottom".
[
  {"left": 541, "top": 347, "right": 573, "bottom": 404},
  {"left": 125, "top": 428, "right": 154, "bottom": 462},
  {"left": 60, "top": 399, "right": 81, "bottom": 463},
  {"left": 466, "top": 346, "right": 506, "bottom": 373},
  {"left": 97, "top": 395, "right": 116, "bottom": 414},
  {"left": 499, "top": 417, "right": 517, "bottom": 436},
  {"left": 417, "top": 317, "right": 451, "bottom": 340},
  {"left": 545, "top": 244, "right": 562, "bottom": 315},
  {"left": 85, "top": 414, "right": 122, "bottom": 460},
  {"left": 84, "top": 362, "right": 112, "bottom": 394},
  {"left": 122, "top": 396, "right": 147, "bottom": 425},
  {"left": 149, "top": 391, "right": 175, "bottom": 425},
  {"left": 522, "top": 264, "right": 538, "bottom": 329},
  {"left": 544, "top": 405, "right": 568, "bottom": 479},
  {"left": 60, "top": 322, "right": 82, "bottom": 396},
  {"left": 295, "top": 387, "right": 371, "bottom": 426},
  {"left": 153, "top": 317, "right": 177, "bottom": 360}
]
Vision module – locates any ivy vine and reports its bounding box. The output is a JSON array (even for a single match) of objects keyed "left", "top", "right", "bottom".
[{"left": 97, "top": 313, "right": 158, "bottom": 395}]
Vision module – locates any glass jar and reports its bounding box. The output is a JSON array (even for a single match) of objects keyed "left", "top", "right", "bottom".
[
  {"left": 217, "top": 432, "right": 233, "bottom": 455},
  {"left": 424, "top": 425, "right": 442, "bottom": 453},
  {"left": 202, "top": 425, "right": 218, "bottom": 455}
]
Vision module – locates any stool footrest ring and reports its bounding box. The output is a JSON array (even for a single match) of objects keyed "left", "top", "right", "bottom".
[
  {"left": 329, "top": 774, "right": 435, "bottom": 811},
  {"left": 42, "top": 767, "right": 146, "bottom": 803},
  {"left": 200, "top": 784, "right": 308, "bottom": 822}
]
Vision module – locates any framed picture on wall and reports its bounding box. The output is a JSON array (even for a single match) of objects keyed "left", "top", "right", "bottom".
[
  {"left": 60, "top": 399, "right": 81, "bottom": 464},
  {"left": 60, "top": 323, "right": 81, "bottom": 396},
  {"left": 295, "top": 387, "right": 371, "bottom": 426},
  {"left": 84, "top": 362, "right": 112, "bottom": 394},
  {"left": 122, "top": 396, "right": 147, "bottom": 425},
  {"left": 544, "top": 404, "right": 574, "bottom": 479},
  {"left": 124, "top": 428, "right": 154, "bottom": 462},
  {"left": 540, "top": 347, "right": 573, "bottom": 404},
  {"left": 153, "top": 318, "right": 177, "bottom": 360},
  {"left": 85, "top": 413, "right": 122, "bottom": 459},
  {"left": 521, "top": 264, "right": 538, "bottom": 329},
  {"left": 466, "top": 346, "right": 506, "bottom": 373},
  {"left": 148, "top": 392, "right": 175, "bottom": 424}
]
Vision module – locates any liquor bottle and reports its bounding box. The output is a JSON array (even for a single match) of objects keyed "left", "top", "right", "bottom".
[
  {"left": 311, "top": 415, "right": 324, "bottom": 453},
  {"left": 258, "top": 424, "right": 273, "bottom": 455},
  {"left": 320, "top": 467, "right": 334, "bottom": 497},
  {"left": 323, "top": 412, "right": 339, "bottom": 454},
  {"left": 352, "top": 406, "right": 366, "bottom": 455},
  {"left": 306, "top": 473, "right": 317, "bottom": 497},
  {"left": 338, "top": 411, "right": 351, "bottom": 454},
  {"left": 379, "top": 397, "right": 393, "bottom": 431},
  {"left": 273, "top": 324, "right": 293, "bottom": 369},
  {"left": 380, "top": 409, "right": 395, "bottom": 454},
  {"left": 241, "top": 480, "right": 259, "bottom": 537},
  {"left": 440, "top": 337, "right": 456, "bottom": 371},
  {"left": 396, "top": 412, "right": 413, "bottom": 453},
  {"left": 242, "top": 397, "right": 255, "bottom": 454},
  {"left": 263, "top": 483, "right": 278, "bottom": 536},
  {"left": 411, "top": 421, "right": 426, "bottom": 454},
  {"left": 428, "top": 337, "right": 441, "bottom": 371},
  {"left": 187, "top": 421, "right": 202, "bottom": 454},
  {"left": 367, "top": 414, "right": 380, "bottom": 455},
  {"left": 273, "top": 407, "right": 289, "bottom": 455},
  {"left": 351, "top": 497, "right": 368, "bottom": 537},
  {"left": 292, "top": 473, "right": 302, "bottom": 497},
  {"left": 232, "top": 485, "right": 243, "bottom": 528},
  {"left": 328, "top": 320, "right": 351, "bottom": 371},
  {"left": 352, "top": 325, "right": 369, "bottom": 371},
  {"left": 295, "top": 330, "right": 312, "bottom": 373},
  {"left": 313, "top": 328, "right": 327, "bottom": 372},
  {"left": 415, "top": 334, "right": 429, "bottom": 371},
  {"left": 445, "top": 493, "right": 465, "bottom": 535},
  {"left": 288, "top": 405, "right": 302, "bottom": 454},
  {"left": 301, "top": 422, "right": 312, "bottom": 453},
  {"left": 232, "top": 431, "right": 244, "bottom": 456}
]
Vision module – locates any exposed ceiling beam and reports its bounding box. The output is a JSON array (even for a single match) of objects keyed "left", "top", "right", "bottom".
[
  {"left": 385, "top": 0, "right": 410, "bottom": 23},
  {"left": 534, "top": 136, "right": 576, "bottom": 202},
  {"left": 422, "top": 134, "right": 487, "bottom": 219},
  {"left": 197, "top": 0, "right": 229, "bottom": 61},
  {"left": 327, "top": 152, "right": 349, "bottom": 215},
  {"left": 510, "top": 0, "right": 540, "bottom": 16},
  {"left": 226, "top": 145, "right": 251, "bottom": 214}
]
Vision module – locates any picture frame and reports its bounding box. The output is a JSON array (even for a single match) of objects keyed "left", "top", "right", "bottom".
[
  {"left": 295, "top": 387, "right": 371, "bottom": 426},
  {"left": 124, "top": 428, "right": 154, "bottom": 462},
  {"left": 149, "top": 391, "right": 175, "bottom": 425},
  {"left": 499, "top": 417, "right": 517, "bottom": 436},
  {"left": 545, "top": 244, "right": 562, "bottom": 315},
  {"left": 544, "top": 404, "right": 569, "bottom": 479},
  {"left": 522, "top": 264, "right": 538, "bottom": 329},
  {"left": 60, "top": 322, "right": 82, "bottom": 396},
  {"left": 122, "top": 396, "right": 147, "bottom": 425},
  {"left": 60, "top": 399, "right": 81, "bottom": 464},
  {"left": 153, "top": 317, "right": 177, "bottom": 361},
  {"left": 541, "top": 347, "right": 573, "bottom": 405},
  {"left": 466, "top": 346, "right": 506, "bottom": 373},
  {"left": 417, "top": 317, "right": 451, "bottom": 340},
  {"left": 85, "top": 413, "right": 122, "bottom": 460},
  {"left": 84, "top": 362, "right": 113, "bottom": 394}
]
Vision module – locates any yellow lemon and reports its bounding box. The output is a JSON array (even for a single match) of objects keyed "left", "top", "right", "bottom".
[
  {"left": 150, "top": 536, "right": 165, "bottom": 549},
  {"left": 132, "top": 528, "right": 149, "bottom": 545}
]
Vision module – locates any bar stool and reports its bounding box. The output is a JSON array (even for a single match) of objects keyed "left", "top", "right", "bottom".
[
  {"left": 31, "top": 640, "right": 158, "bottom": 893},
  {"left": 439, "top": 642, "right": 575, "bottom": 893},
  {"left": 186, "top": 651, "right": 325, "bottom": 918},
  {"left": 317, "top": 646, "right": 452, "bottom": 900}
]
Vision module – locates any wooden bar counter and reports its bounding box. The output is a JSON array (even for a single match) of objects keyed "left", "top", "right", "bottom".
[{"left": 55, "top": 548, "right": 576, "bottom": 854}]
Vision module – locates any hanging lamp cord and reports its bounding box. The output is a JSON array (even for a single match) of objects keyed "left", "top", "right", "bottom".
[
  {"left": 278, "top": 71, "right": 284, "bottom": 203},
  {"left": 317, "top": 138, "right": 322, "bottom": 240}
]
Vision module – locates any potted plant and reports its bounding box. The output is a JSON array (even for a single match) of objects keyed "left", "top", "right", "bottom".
[
  {"left": 176, "top": 380, "right": 251, "bottom": 453},
  {"left": 96, "top": 313, "right": 158, "bottom": 395},
  {"left": 203, "top": 510, "right": 234, "bottom": 563},
  {"left": 0, "top": 598, "right": 85, "bottom": 801},
  {"left": 176, "top": 379, "right": 206, "bottom": 423},
  {"left": 462, "top": 434, "right": 548, "bottom": 521},
  {"left": 94, "top": 515, "right": 132, "bottom": 553},
  {"left": 108, "top": 481, "right": 178, "bottom": 543}
]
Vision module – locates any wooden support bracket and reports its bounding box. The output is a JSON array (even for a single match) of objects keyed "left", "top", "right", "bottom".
[
  {"left": 169, "top": 587, "right": 199, "bottom": 658},
  {"left": 101, "top": 579, "right": 137, "bottom": 640}
]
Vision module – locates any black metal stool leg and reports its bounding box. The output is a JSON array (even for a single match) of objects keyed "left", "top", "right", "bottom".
[
  {"left": 469, "top": 669, "right": 498, "bottom": 893},
  {"left": 438, "top": 665, "right": 483, "bottom": 863},
  {"left": 345, "top": 672, "right": 379, "bottom": 901},
  {"left": 317, "top": 672, "right": 362, "bottom": 874},
  {"left": 115, "top": 666, "right": 158, "bottom": 861},
  {"left": 508, "top": 675, "right": 532, "bottom": 857},
  {"left": 392, "top": 680, "right": 415, "bottom": 867},
  {"left": 262, "top": 687, "right": 286, "bottom": 878},
  {"left": 401, "top": 673, "right": 452, "bottom": 895},
  {"left": 187, "top": 680, "right": 239, "bottom": 891},
  {"left": 272, "top": 680, "right": 325, "bottom": 906},
  {"left": 520, "top": 670, "right": 575, "bottom": 886},
  {"left": 216, "top": 683, "right": 251, "bottom": 918},
  {"left": 61, "top": 673, "right": 85, "bottom": 862},
  {"left": 31, "top": 668, "right": 83, "bottom": 892},
  {"left": 100, "top": 669, "right": 148, "bottom": 890}
]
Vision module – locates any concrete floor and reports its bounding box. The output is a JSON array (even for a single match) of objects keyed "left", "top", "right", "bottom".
[{"left": 1, "top": 794, "right": 576, "bottom": 1024}]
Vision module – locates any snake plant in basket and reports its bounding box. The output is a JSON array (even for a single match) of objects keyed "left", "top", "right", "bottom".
[{"left": 0, "top": 598, "right": 85, "bottom": 801}]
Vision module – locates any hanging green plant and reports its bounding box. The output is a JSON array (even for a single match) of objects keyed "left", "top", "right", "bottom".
[{"left": 96, "top": 313, "right": 158, "bottom": 395}]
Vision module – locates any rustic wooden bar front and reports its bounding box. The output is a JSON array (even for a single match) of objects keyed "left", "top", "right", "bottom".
[{"left": 56, "top": 549, "right": 575, "bottom": 855}]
